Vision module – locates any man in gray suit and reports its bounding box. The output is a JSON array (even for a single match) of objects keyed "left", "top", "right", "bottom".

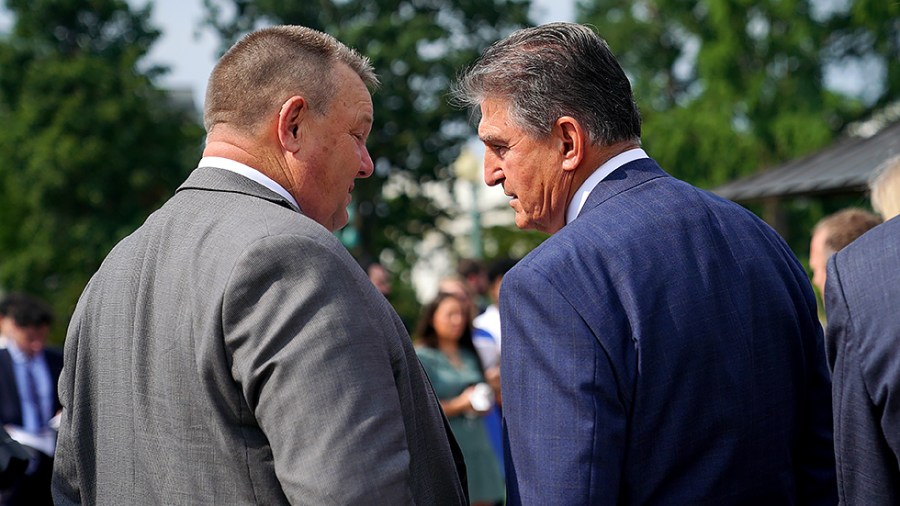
[
  {"left": 52, "top": 26, "right": 467, "bottom": 505},
  {"left": 824, "top": 215, "right": 900, "bottom": 503}
]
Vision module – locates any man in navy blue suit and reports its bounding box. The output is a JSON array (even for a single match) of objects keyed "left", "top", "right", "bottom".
[
  {"left": 453, "top": 23, "right": 837, "bottom": 504},
  {"left": 0, "top": 293, "right": 61, "bottom": 506},
  {"left": 824, "top": 216, "right": 900, "bottom": 503}
]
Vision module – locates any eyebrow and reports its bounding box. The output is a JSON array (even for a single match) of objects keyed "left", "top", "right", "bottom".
[{"left": 479, "top": 134, "right": 505, "bottom": 145}]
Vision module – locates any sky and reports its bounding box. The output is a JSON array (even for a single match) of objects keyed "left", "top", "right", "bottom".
[{"left": 132, "top": 0, "right": 577, "bottom": 110}]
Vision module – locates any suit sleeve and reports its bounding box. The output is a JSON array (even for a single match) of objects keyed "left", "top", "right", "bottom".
[
  {"left": 825, "top": 255, "right": 900, "bottom": 503},
  {"left": 500, "top": 264, "right": 627, "bottom": 505},
  {"left": 52, "top": 294, "right": 86, "bottom": 505},
  {"left": 221, "top": 234, "right": 414, "bottom": 505}
]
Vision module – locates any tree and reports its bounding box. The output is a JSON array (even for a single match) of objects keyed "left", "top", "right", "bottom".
[
  {"left": 0, "top": 0, "right": 205, "bottom": 338},
  {"left": 578, "top": 0, "right": 897, "bottom": 189}
]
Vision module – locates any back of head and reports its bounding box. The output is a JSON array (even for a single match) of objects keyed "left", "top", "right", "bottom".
[
  {"left": 453, "top": 22, "right": 641, "bottom": 146},
  {"left": 0, "top": 292, "right": 54, "bottom": 328},
  {"left": 456, "top": 258, "right": 485, "bottom": 280},
  {"left": 814, "top": 208, "right": 882, "bottom": 254},
  {"left": 870, "top": 155, "right": 900, "bottom": 220},
  {"left": 204, "top": 25, "right": 378, "bottom": 135},
  {"left": 487, "top": 257, "right": 517, "bottom": 285}
]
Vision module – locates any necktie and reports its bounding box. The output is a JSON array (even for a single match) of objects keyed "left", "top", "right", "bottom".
[{"left": 24, "top": 361, "right": 46, "bottom": 430}]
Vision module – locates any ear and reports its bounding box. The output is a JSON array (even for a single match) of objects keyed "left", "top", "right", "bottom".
[
  {"left": 555, "top": 116, "right": 586, "bottom": 172},
  {"left": 277, "top": 96, "right": 307, "bottom": 153}
]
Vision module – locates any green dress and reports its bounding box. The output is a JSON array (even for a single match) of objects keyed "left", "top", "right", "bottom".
[{"left": 416, "top": 346, "right": 505, "bottom": 503}]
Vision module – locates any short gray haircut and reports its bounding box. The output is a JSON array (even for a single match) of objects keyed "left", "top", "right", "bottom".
[
  {"left": 204, "top": 25, "right": 379, "bottom": 134},
  {"left": 452, "top": 22, "right": 641, "bottom": 145}
]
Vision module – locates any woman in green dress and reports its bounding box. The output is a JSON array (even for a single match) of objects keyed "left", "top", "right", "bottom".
[{"left": 414, "top": 292, "right": 505, "bottom": 506}]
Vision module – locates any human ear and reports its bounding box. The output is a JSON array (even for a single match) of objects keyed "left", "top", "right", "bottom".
[
  {"left": 555, "top": 116, "right": 584, "bottom": 172},
  {"left": 277, "top": 96, "right": 306, "bottom": 153}
]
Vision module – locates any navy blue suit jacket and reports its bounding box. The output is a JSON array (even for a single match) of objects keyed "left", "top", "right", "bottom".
[
  {"left": 0, "top": 347, "right": 63, "bottom": 427},
  {"left": 825, "top": 216, "right": 900, "bottom": 504},
  {"left": 500, "top": 158, "right": 837, "bottom": 504}
]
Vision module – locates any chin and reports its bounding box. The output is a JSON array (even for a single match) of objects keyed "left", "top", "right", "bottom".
[{"left": 331, "top": 212, "right": 350, "bottom": 231}]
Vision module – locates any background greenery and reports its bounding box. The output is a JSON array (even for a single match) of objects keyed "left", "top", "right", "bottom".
[{"left": 0, "top": 0, "right": 896, "bottom": 339}]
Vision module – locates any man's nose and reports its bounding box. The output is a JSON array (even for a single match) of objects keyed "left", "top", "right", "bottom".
[
  {"left": 483, "top": 154, "right": 501, "bottom": 187},
  {"left": 358, "top": 146, "right": 375, "bottom": 178}
]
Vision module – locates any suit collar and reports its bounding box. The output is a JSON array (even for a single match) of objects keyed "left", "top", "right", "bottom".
[
  {"left": 177, "top": 166, "right": 301, "bottom": 213},
  {"left": 576, "top": 157, "right": 668, "bottom": 219},
  {"left": 567, "top": 148, "right": 649, "bottom": 224}
]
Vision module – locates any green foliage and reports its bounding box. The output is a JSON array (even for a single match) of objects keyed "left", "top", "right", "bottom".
[
  {"left": 202, "top": 0, "right": 533, "bottom": 316},
  {"left": 0, "top": 0, "right": 204, "bottom": 340},
  {"left": 578, "top": 0, "right": 895, "bottom": 189},
  {"left": 482, "top": 225, "right": 547, "bottom": 262}
]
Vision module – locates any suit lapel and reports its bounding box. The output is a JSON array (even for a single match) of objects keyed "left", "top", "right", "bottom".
[
  {"left": 0, "top": 349, "right": 23, "bottom": 426},
  {"left": 577, "top": 158, "right": 669, "bottom": 219},
  {"left": 178, "top": 167, "right": 302, "bottom": 213}
]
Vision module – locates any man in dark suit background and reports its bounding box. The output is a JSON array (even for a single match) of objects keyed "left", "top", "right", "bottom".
[
  {"left": 453, "top": 22, "right": 837, "bottom": 504},
  {"left": 53, "top": 26, "right": 466, "bottom": 505},
  {"left": 0, "top": 293, "right": 61, "bottom": 506},
  {"left": 824, "top": 216, "right": 900, "bottom": 503}
]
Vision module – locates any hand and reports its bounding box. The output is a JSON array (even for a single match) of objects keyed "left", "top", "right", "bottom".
[{"left": 441, "top": 385, "right": 478, "bottom": 417}]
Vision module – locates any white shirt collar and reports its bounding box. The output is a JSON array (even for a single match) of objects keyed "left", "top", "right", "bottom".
[
  {"left": 198, "top": 156, "right": 300, "bottom": 211},
  {"left": 4, "top": 338, "right": 41, "bottom": 363},
  {"left": 566, "top": 148, "right": 649, "bottom": 224}
]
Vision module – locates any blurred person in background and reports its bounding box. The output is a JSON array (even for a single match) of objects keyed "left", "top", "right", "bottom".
[
  {"left": 438, "top": 275, "right": 477, "bottom": 319},
  {"left": 457, "top": 258, "right": 490, "bottom": 313},
  {"left": 472, "top": 257, "right": 517, "bottom": 370},
  {"left": 365, "top": 261, "right": 393, "bottom": 298},
  {"left": 415, "top": 292, "right": 505, "bottom": 506},
  {"left": 0, "top": 293, "right": 61, "bottom": 506},
  {"left": 870, "top": 155, "right": 900, "bottom": 220},
  {"left": 808, "top": 208, "right": 881, "bottom": 297},
  {"left": 472, "top": 257, "right": 517, "bottom": 475}
]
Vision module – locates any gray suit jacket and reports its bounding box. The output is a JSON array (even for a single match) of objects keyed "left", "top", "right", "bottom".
[
  {"left": 825, "top": 216, "right": 900, "bottom": 504},
  {"left": 52, "top": 167, "right": 467, "bottom": 505}
]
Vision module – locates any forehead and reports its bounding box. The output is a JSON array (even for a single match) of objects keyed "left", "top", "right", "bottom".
[
  {"left": 477, "top": 97, "right": 514, "bottom": 138},
  {"left": 329, "top": 64, "right": 373, "bottom": 119},
  {"left": 436, "top": 297, "right": 464, "bottom": 312}
]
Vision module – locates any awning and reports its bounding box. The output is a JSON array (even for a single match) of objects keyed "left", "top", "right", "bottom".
[{"left": 712, "top": 120, "right": 900, "bottom": 202}]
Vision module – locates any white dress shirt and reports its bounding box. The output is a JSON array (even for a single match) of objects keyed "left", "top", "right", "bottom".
[{"left": 198, "top": 156, "right": 300, "bottom": 211}]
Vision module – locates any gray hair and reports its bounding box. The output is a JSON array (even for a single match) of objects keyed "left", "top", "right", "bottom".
[
  {"left": 452, "top": 22, "right": 641, "bottom": 145},
  {"left": 204, "top": 25, "right": 379, "bottom": 134},
  {"left": 869, "top": 155, "right": 900, "bottom": 220}
]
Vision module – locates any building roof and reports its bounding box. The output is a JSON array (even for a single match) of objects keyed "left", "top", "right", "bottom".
[{"left": 712, "top": 120, "right": 900, "bottom": 202}]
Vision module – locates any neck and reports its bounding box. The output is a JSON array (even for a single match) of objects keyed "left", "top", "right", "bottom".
[
  {"left": 437, "top": 338, "right": 459, "bottom": 356},
  {"left": 204, "top": 126, "right": 290, "bottom": 192},
  {"left": 567, "top": 139, "right": 639, "bottom": 200}
]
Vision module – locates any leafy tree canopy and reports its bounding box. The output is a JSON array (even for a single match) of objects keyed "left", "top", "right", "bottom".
[
  {"left": 578, "top": 0, "right": 898, "bottom": 188},
  {"left": 0, "top": 0, "right": 204, "bottom": 338}
]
